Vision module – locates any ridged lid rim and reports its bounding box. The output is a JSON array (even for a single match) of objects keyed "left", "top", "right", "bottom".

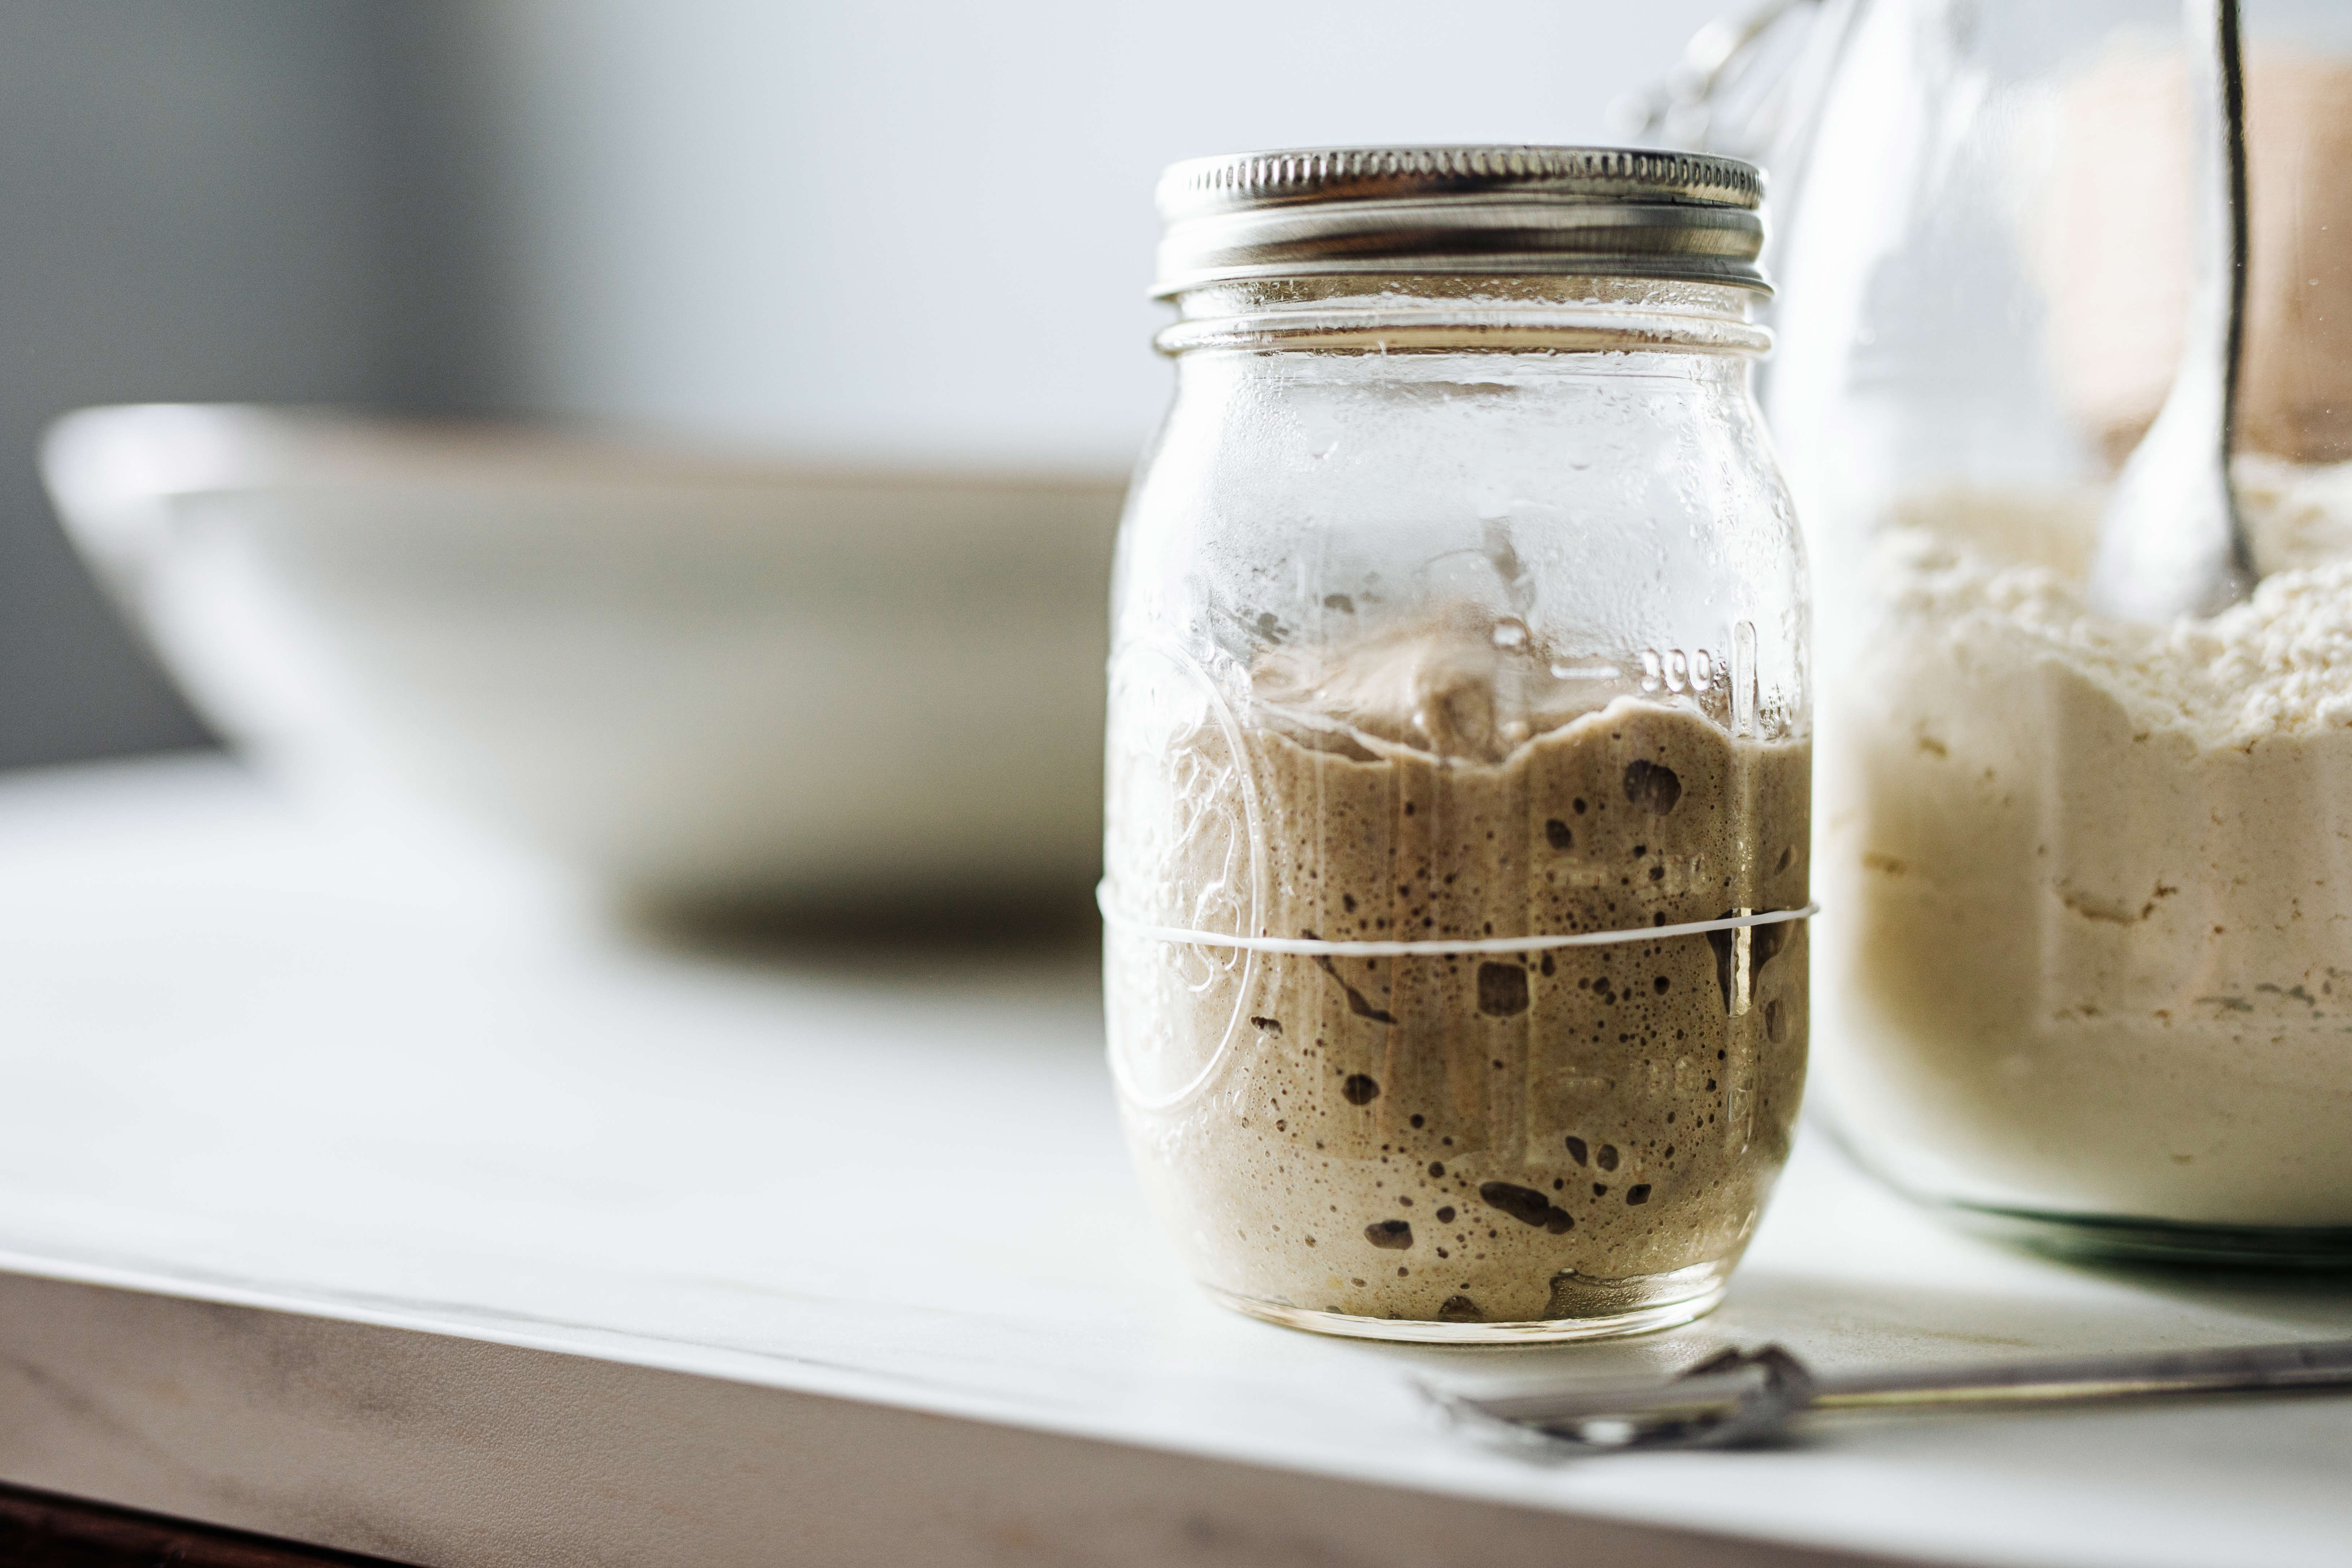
[
  {"left": 1158, "top": 144, "right": 1762, "bottom": 219},
  {"left": 1153, "top": 144, "right": 1768, "bottom": 297}
]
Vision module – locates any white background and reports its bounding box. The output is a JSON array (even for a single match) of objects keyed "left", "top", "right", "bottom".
[{"left": 446, "top": 0, "right": 1727, "bottom": 467}]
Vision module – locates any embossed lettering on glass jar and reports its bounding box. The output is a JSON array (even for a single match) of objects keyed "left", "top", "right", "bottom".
[{"left": 1102, "top": 147, "right": 1813, "bottom": 1342}]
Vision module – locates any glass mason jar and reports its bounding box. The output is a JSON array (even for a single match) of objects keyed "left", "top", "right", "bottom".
[
  {"left": 1101, "top": 147, "right": 1814, "bottom": 1341},
  {"left": 1767, "top": 0, "right": 2352, "bottom": 1263}
]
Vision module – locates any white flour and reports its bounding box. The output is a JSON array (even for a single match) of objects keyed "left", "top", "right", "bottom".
[{"left": 1820, "top": 460, "right": 2352, "bottom": 1225}]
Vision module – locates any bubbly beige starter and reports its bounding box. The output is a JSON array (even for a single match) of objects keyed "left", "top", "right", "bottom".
[
  {"left": 1823, "top": 459, "right": 2352, "bottom": 1227},
  {"left": 1107, "top": 620, "right": 1809, "bottom": 1325}
]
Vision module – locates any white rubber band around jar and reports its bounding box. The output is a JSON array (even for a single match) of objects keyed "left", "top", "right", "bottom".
[{"left": 1096, "top": 883, "right": 1817, "bottom": 958}]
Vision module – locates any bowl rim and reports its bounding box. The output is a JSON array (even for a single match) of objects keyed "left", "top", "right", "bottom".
[{"left": 41, "top": 402, "right": 1134, "bottom": 513}]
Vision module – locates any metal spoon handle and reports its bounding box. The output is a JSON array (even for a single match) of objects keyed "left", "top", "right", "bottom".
[
  {"left": 1811, "top": 1336, "right": 2352, "bottom": 1411},
  {"left": 2203, "top": 0, "right": 2251, "bottom": 469},
  {"left": 1442, "top": 1338, "right": 2352, "bottom": 1429},
  {"left": 2083, "top": 0, "right": 2258, "bottom": 622}
]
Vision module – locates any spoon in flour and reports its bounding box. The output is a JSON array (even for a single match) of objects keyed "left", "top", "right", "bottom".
[{"left": 2085, "top": 0, "right": 2256, "bottom": 623}]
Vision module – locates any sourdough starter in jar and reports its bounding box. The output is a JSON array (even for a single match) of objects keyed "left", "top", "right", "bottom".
[
  {"left": 1108, "top": 614, "right": 1809, "bottom": 1330},
  {"left": 1106, "top": 144, "right": 1810, "bottom": 1338}
]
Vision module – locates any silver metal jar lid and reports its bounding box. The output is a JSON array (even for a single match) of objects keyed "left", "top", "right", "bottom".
[{"left": 1152, "top": 145, "right": 1767, "bottom": 297}]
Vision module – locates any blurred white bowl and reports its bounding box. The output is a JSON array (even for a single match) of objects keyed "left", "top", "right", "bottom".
[{"left": 42, "top": 404, "right": 1126, "bottom": 910}]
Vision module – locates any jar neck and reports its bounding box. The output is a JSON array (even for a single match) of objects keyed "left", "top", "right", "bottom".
[{"left": 1156, "top": 273, "right": 1771, "bottom": 358}]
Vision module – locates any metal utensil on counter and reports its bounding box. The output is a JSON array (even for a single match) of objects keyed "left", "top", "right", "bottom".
[
  {"left": 2085, "top": 0, "right": 2258, "bottom": 623},
  {"left": 1427, "top": 1337, "right": 2352, "bottom": 1454}
]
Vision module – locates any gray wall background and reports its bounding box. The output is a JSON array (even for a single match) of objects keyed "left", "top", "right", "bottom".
[
  {"left": 0, "top": 1, "right": 499, "bottom": 768},
  {"left": 0, "top": 0, "right": 1717, "bottom": 771}
]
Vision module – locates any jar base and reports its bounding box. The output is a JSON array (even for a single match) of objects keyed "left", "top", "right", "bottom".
[
  {"left": 1200, "top": 1260, "right": 1732, "bottom": 1344},
  {"left": 1823, "top": 1121, "right": 2352, "bottom": 1269},
  {"left": 1940, "top": 1202, "right": 2352, "bottom": 1271}
]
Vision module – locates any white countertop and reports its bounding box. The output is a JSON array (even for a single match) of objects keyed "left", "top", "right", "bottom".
[{"left": 1, "top": 756, "right": 2348, "bottom": 1568}]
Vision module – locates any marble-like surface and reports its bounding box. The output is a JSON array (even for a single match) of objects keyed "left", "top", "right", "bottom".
[{"left": 0, "top": 757, "right": 2348, "bottom": 1567}]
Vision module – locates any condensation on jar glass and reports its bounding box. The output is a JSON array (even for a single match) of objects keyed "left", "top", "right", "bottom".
[{"left": 1099, "top": 145, "right": 1814, "bottom": 1342}]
